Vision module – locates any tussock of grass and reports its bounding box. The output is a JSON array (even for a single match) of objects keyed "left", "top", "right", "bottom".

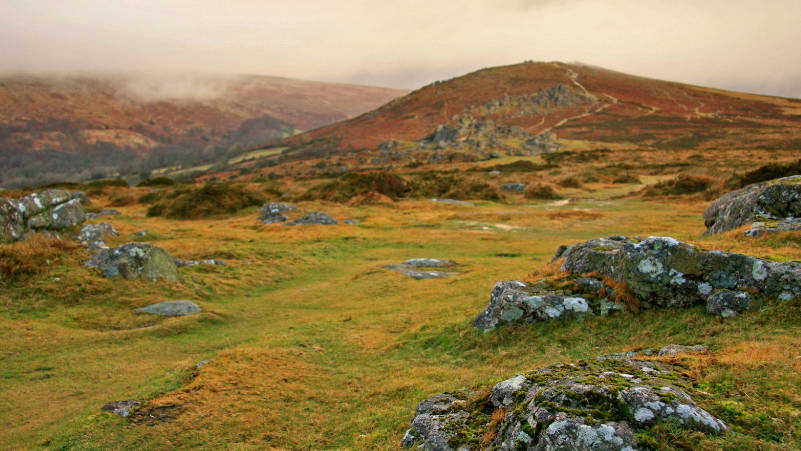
[
  {"left": 524, "top": 183, "right": 562, "bottom": 200},
  {"left": 0, "top": 235, "right": 77, "bottom": 284},
  {"left": 146, "top": 183, "right": 266, "bottom": 219}
]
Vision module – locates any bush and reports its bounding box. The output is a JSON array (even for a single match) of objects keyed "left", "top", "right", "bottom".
[
  {"left": 557, "top": 176, "right": 583, "bottom": 188},
  {"left": 146, "top": 183, "right": 266, "bottom": 219},
  {"left": 138, "top": 177, "right": 175, "bottom": 187},
  {"left": 300, "top": 172, "right": 409, "bottom": 202},
  {"left": 524, "top": 184, "right": 562, "bottom": 200},
  {"left": 643, "top": 174, "right": 715, "bottom": 196},
  {"left": 84, "top": 178, "right": 129, "bottom": 189},
  {"left": 108, "top": 192, "right": 136, "bottom": 207},
  {"left": 483, "top": 160, "right": 557, "bottom": 173},
  {"left": 612, "top": 174, "right": 642, "bottom": 184},
  {"left": 729, "top": 159, "right": 801, "bottom": 188},
  {"left": 0, "top": 235, "right": 76, "bottom": 284}
]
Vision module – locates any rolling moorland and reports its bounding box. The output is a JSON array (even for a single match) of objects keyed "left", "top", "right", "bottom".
[
  {"left": 2, "top": 62, "right": 801, "bottom": 449},
  {"left": 0, "top": 74, "right": 406, "bottom": 188}
]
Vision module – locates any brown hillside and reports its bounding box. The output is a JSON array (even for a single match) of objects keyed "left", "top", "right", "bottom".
[{"left": 285, "top": 61, "right": 801, "bottom": 153}]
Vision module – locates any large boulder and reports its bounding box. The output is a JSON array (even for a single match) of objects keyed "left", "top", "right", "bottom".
[
  {"left": 402, "top": 358, "right": 726, "bottom": 450},
  {"left": 704, "top": 175, "right": 801, "bottom": 235},
  {"left": 85, "top": 243, "right": 179, "bottom": 281},
  {"left": 0, "top": 190, "right": 87, "bottom": 243},
  {"left": 475, "top": 236, "right": 801, "bottom": 330}
]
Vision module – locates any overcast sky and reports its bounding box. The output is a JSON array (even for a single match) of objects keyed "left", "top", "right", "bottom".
[{"left": 2, "top": 0, "right": 800, "bottom": 98}]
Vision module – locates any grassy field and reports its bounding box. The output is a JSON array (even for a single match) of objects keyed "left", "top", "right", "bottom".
[{"left": 2, "top": 178, "right": 801, "bottom": 449}]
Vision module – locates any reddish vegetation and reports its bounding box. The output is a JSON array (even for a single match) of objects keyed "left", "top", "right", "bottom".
[
  {"left": 286, "top": 62, "right": 801, "bottom": 152},
  {"left": 0, "top": 74, "right": 406, "bottom": 156}
]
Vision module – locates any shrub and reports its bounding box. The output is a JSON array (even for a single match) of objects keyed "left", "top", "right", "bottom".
[
  {"left": 108, "top": 192, "right": 136, "bottom": 207},
  {"left": 484, "top": 160, "right": 557, "bottom": 173},
  {"left": 524, "top": 184, "right": 562, "bottom": 200},
  {"left": 138, "top": 177, "right": 175, "bottom": 187},
  {"left": 146, "top": 183, "right": 266, "bottom": 219},
  {"left": 557, "top": 176, "right": 584, "bottom": 188},
  {"left": 612, "top": 174, "right": 642, "bottom": 184},
  {"left": 643, "top": 174, "right": 715, "bottom": 196},
  {"left": 84, "top": 178, "right": 129, "bottom": 189},
  {"left": 728, "top": 159, "right": 801, "bottom": 188},
  {"left": 300, "top": 172, "right": 409, "bottom": 202}
]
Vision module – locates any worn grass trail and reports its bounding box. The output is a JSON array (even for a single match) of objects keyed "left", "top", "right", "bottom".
[{"left": 3, "top": 198, "right": 801, "bottom": 449}]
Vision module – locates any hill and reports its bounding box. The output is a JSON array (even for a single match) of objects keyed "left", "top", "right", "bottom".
[
  {"left": 229, "top": 61, "right": 801, "bottom": 175},
  {"left": 0, "top": 74, "right": 406, "bottom": 187}
]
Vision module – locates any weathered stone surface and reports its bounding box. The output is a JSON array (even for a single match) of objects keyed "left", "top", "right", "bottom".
[
  {"left": 706, "top": 291, "right": 761, "bottom": 318},
  {"left": 102, "top": 400, "right": 140, "bottom": 417},
  {"left": 475, "top": 235, "right": 800, "bottom": 329},
  {"left": 658, "top": 344, "right": 708, "bottom": 356},
  {"left": 0, "top": 198, "right": 25, "bottom": 243},
  {"left": 402, "top": 359, "right": 726, "bottom": 450},
  {"left": 704, "top": 175, "right": 801, "bottom": 235},
  {"left": 259, "top": 202, "right": 296, "bottom": 224},
  {"left": 85, "top": 243, "right": 179, "bottom": 281},
  {"left": 137, "top": 300, "right": 201, "bottom": 316},
  {"left": 75, "top": 222, "right": 119, "bottom": 246},
  {"left": 745, "top": 217, "right": 801, "bottom": 237},
  {"left": 474, "top": 281, "right": 592, "bottom": 330},
  {"left": 285, "top": 212, "right": 337, "bottom": 226},
  {"left": 174, "top": 258, "right": 226, "bottom": 267},
  {"left": 384, "top": 258, "right": 457, "bottom": 279},
  {"left": 500, "top": 183, "right": 527, "bottom": 192},
  {"left": 0, "top": 190, "right": 87, "bottom": 243},
  {"left": 431, "top": 198, "right": 475, "bottom": 206}
]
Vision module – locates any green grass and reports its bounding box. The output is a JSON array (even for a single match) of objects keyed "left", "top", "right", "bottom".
[{"left": 2, "top": 193, "right": 801, "bottom": 449}]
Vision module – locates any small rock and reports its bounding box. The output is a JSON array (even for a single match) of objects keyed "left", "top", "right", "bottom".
[
  {"left": 86, "top": 209, "right": 121, "bottom": 220},
  {"left": 488, "top": 170, "right": 502, "bottom": 177},
  {"left": 343, "top": 219, "right": 361, "bottom": 225},
  {"left": 101, "top": 400, "right": 140, "bottom": 417},
  {"left": 658, "top": 344, "right": 709, "bottom": 356},
  {"left": 430, "top": 198, "right": 474, "bottom": 206},
  {"left": 131, "top": 230, "right": 148, "bottom": 238},
  {"left": 285, "top": 212, "right": 337, "bottom": 226},
  {"left": 85, "top": 243, "right": 179, "bottom": 281},
  {"left": 174, "top": 258, "right": 226, "bottom": 267},
  {"left": 137, "top": 300, "right": 201, "bottom": 316},
  {"left": 501, "top": 183, "right": 527, "bottom": 192},
  {"left": 401, "top": 258, "right": 455, "bottom": 268}
]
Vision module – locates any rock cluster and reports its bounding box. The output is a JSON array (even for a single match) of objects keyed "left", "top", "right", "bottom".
[
  {"left": 474, "top": 235, "right": 800, "bottom": 330},
  {"left": 421, "top": 114, "right": 561, "bottom": 156},
  {"left": 259, "top": 202, "right": 297, "bottom": 224},
  {"left": 402, "top": 358, "right": 726, "bottom": 450},
  {"left": 0, "top": 189, "right": 86, "bottom": 243},
  {"left": 704, "top": 175, "right": 801, "bottom": 235},
  {"left": 85, "top": 243, "right": 180, "bottom": 281}
]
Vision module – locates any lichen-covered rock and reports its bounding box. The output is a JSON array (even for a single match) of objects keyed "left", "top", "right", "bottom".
[
  {"left": 384, "top": 258, "right": 458, "bottom": 279},
  {"left": 658, "top": 344, "right": 708, "bottom": 356},
  {"left": 0, "top": 198, "right": 25, "bottom": 243},
  {"left": 474, "top": 281, "right": 592, "bottom": 330},
  {"left": 137, "top": 300, "right": 201, "bottom": 316},
  {"left": 706, "top": 291, "right": 761, "bottom": 318},
  {"left": 476, "top": 235, "right": 801, "bottom": 328},
  {"left": 285, "top": 212, "right": 337, "bottom": 226},
  {"left": 85, "top": 243, "right": 179, "bottom": 281},
  {"left": 402, "top": 359, "right": 726, "bottom": 450},
  {"left": 0, "top": 190, "right": 87, "bottom": 243},
  {"left": 704, "top": 175, "right": 801, "bottom": 235},
  {"left": 259, "top": 202, "right": 296, "bottom": 224},
  {"left": 26, "top": 198, "right": 86, "bottom": 230},
  {"left": 75, "top": 222, "right": 119, "bottom": 246},
  {"left": 744, "top": 217, "right": 801, "bottom": 237},
  {"left": 501, "top": 183, "right": 527, "bottom": 192}
]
